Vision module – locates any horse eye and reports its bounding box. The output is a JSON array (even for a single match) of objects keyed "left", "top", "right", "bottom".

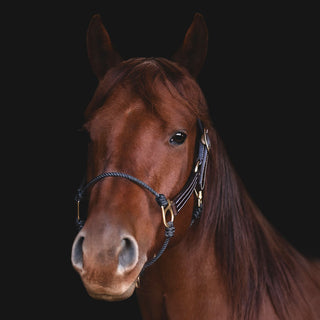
[{"left": 169, "top": 132, "right": 187, "bottom": 145}]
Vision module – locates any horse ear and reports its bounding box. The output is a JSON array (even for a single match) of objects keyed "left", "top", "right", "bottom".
[
  {"left": 172, "top": 13, "right": 208, "bottom": 78},
  {"left": 87, "top": 14, "right": 122, "bottom": 80}
]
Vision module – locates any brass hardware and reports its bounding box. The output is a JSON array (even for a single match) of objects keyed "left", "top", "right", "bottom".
[
  {"left": 194, "top": 160, "right": 200, "bottom": 173},
  {"left": 161, "top": 200, "right": 174, "bottom": 228},
  {"left": 135, "top": 276, "right": 141, "bottom": 288},
  {"left": 77, "top": 200, "right": 80, "bottom": 221},
  {"left": 201, "top": 129, "right": 210, "bottom": 151},
  {"left": 194, "top": 190, "right": 203, "bottom": 207}
]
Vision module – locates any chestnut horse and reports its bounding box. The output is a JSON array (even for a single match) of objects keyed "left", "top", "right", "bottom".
[{"left": 71, "top": 13, "right": 320, "bottom": 319}]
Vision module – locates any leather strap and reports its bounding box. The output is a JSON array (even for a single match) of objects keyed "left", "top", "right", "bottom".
[{"left": 171, "top": 120, "right": 211, "bottom": 216}]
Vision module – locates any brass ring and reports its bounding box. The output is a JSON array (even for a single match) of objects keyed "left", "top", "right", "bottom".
[{"left": 161, "top": 200, "right": 174, "bottom": 228}]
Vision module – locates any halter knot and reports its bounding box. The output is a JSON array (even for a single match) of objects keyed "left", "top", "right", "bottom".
[
  {"left": 76, "top": 218, "right": 85, "bottom": 231},
  {"left": 75, "top": 188, "right": 84, "bottom": 202},
  {"left": 164, "top": 221, "right": 175, "bottom": 238},
  {"left": 156, "top": 193, "right": 168, "bottom": 207},
  {"left": 191, "top": 204, "right": 203, "bottom": 225}
]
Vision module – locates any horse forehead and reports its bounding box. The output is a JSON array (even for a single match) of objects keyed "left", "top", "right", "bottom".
[
  {"left": 88, "top": 101, "right": 155, "bottom": 141},
  {"left": 88, "top": 86, "right": 193, "bottom": 137}
]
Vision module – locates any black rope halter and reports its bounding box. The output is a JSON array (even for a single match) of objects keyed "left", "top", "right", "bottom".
[{"left": 74, "top": 119, "right": 211, "bottom": 278}]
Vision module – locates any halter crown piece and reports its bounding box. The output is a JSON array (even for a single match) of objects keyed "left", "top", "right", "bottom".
[{"left": 74, "top": 119, "right": 210, "bottom": 277}]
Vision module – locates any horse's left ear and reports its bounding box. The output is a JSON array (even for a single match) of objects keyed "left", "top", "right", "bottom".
[{"left": 172, "top": 13, "right": 208, "bottom": 78}]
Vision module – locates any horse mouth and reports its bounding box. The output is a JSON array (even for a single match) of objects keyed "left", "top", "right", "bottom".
[{"left": 82, "top": 278, "right": 138, "bottom": 302}]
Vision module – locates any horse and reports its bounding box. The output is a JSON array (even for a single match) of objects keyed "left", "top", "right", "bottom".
[{"left": 71, "top": 13, "right": 320, "bottom": 319}]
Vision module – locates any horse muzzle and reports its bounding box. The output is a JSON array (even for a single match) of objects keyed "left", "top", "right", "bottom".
[{"left": 71, "top": 226, "right": 145, "bottom": 301}]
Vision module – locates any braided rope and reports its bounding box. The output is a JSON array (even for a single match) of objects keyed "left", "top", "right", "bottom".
[
  {"left": 75, "top": 171, "right": 161, "bottom": 201},
  {"left": 75, "top": 171, "right": 171, "bottom": 274},
  {"left": 140, "top": 221, "right": 175, "bottom": 275}
]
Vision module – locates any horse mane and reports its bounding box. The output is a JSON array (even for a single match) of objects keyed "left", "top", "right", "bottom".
[
  {"left": 202, "top": 116, "right": 320, "bottom": 319},
  {"left": 85, "top": 57, "right": 320, "bottom": 319}
]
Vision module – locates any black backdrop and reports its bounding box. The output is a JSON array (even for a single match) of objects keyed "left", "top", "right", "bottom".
[{"left": 9, "top": 1, "right": 318, "bottom": 319}]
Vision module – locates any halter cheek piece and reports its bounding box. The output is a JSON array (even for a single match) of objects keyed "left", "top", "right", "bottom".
[{"left": 74, "top": 119, "right": 210, "bottom": 278}]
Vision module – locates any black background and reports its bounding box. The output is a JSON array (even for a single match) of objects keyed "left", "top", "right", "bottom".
[{"left": 7, "top": 1, "right": 318, "bottom": 319}]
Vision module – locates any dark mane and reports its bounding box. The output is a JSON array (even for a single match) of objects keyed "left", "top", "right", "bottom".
[
  {"left": 85, "top": 57, "right": 320, "bottom": 319},
  {"left": 202, "top": 128, "right": 320, "bottom": 319}
]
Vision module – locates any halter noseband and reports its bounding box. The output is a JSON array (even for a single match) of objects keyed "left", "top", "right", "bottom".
[{"left": 74, "top": 119, "right": 210, "bottom": 278}]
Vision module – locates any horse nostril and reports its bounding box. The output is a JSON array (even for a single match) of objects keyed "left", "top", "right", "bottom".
[
  {"left": 118, "top": 236, "right": 138, "bottom": 274},
  {"left": 72, "top": 236, "right": 84, "bottom": 271}
]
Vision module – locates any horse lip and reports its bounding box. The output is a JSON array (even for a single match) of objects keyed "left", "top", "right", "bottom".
[{"left": 83, "top": 279, "right": 137, "bottom": 301}]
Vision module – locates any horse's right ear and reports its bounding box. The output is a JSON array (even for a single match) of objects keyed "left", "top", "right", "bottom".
[{"left": 87, "top": 14, "right": 122, "bottom": 80}]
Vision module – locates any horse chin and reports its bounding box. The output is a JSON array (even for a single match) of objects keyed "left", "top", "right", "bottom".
[
  {"left": 87, "top": 283, "right": 136, "bottom": 302},
  {"left": 83, "top": 278, "right": 138, "bottom": 302}
]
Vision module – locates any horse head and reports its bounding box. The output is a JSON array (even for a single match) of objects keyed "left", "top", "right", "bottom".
[{"left": 71, "top": 13, "right": 209, "bottom": 301}]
